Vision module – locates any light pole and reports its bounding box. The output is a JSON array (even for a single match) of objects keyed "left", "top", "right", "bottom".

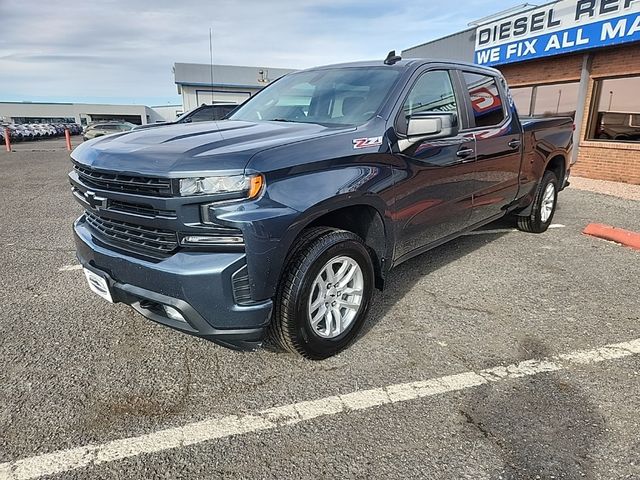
[{"left": 608, "top": 91, "right": 614, "bottom": 111}]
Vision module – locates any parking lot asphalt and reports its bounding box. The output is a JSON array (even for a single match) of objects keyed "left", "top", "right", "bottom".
[{"left": 1, "top": 144, "right": 639, "bottom": 479}]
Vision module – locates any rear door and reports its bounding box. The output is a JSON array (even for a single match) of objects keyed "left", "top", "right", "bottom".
[
  {"left": 392, "top": 68, "right": 477, "bottom": 263},
  {"left": 460, "top": 71, "right": 523, "bottom": 225}
]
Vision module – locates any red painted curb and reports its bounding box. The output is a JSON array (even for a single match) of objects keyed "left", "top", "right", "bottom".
[{"left": 583, "top": 224, "right": 640, "bottom": 251}]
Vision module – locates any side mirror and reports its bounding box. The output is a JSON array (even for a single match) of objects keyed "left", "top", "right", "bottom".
[{"left": 407, "top": 112, "right": 458, "bottom": 140}]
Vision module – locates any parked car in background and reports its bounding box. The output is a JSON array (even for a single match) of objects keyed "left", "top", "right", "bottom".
[
  {"left": 134, "top": 103, "right": 237, "bottom": 131},
  {"left": 66, "top": 123, "right": 83, "bottom": 135},
  {"left": 595, "top": 112, "right": 640, "bottom": 141},
  {"left": 4, "top": 125, "right": 23, "bottom": 142},
  {"left": 177, "top": 103, "right": 237, "bottom": 123},
  {"left": 83, "top": 122, "right": 136, "bottom": 141},
  {"left": 0, "top": 122, "right": 82, "bottom": 144},
  {"left": 15, "top": 124, "right": 34, "bottom": 141}
]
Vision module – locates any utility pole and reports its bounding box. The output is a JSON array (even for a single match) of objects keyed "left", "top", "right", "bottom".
[{"left": 608, "top": 91, "right": 614, "bottom": 111}]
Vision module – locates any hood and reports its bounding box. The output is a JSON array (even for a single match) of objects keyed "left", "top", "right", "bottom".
[{"left": 72, "top": 120, "right": 355, "bottom": 177}]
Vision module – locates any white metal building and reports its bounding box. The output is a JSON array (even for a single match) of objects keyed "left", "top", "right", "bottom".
[
  {"left": 173, "top": 63, "right": 296, "bottom": 111},
  {"left": 0, "top": 102, "right": 166, "bottom": 126}
]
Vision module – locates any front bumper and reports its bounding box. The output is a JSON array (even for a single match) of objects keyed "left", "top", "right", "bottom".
[{"left": 74, "top": 216, "right": 273, "bottom": 351}]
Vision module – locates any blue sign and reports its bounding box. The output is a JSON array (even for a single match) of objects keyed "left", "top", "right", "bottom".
[{"left": 476, "top": 11, "right": 640, "bottom": 66}]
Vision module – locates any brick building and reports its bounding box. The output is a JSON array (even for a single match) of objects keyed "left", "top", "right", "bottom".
[{"left": 403, "top": 1, "right": 640, "bottom": 185}]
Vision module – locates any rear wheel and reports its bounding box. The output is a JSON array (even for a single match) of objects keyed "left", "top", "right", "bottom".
[
  {"left": 517, "top": 170, "right": 559, "bottom": 234},
  {"left": 270, "top": 229, "right": 374, "bottom": 360}
]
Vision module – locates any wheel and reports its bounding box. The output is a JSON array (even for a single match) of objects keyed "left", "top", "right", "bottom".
[
  {"left": 270, "top": 228, "right": 374, "bottom": 360},
  {"left": 517, "top": 170, "right": 558, "bottom": 234}
]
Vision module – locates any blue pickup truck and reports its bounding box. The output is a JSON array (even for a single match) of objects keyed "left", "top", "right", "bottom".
[{"left": 70, "top": 55, "right": 573, "bottom": 359}]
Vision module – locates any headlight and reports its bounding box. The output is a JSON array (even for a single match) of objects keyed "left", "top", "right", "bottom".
[{"left": 179, "top": 174, "right": 264, "bottom": 198}]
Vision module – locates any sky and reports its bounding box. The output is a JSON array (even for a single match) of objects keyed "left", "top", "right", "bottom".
[{"left": 0, "top": 0, "right": 528, "bottom": 106}]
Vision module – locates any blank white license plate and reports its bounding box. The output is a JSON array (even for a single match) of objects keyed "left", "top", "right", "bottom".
[{"left": 83, "top": 268, "right": 113, "bottom": 303}]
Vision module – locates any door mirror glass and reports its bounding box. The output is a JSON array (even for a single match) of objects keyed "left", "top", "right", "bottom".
[{"left": 407, "top": 112, "right": 458, "bottom": 139}]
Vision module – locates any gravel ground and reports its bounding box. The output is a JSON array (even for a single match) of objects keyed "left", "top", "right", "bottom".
[{"left": 1, "top": 148, "right": 639, "bottom": 479}]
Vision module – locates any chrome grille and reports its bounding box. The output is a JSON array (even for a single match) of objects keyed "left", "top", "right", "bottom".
[
  {"left": 85, "top": 212, "right": 178, "bottom": 257},
  {"left": 74, "top": 163, "right": 172, "bottom": 196}
]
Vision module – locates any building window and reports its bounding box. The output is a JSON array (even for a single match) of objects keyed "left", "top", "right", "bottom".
[
  {"left": 508, "top": 82, "right": 579, "bottom": 119},
  {"left": 588, "top": 76, "right": 640, "bottom": 143},
  {"left": 511, "top": 87, "right": 533, "bottom": 116},
  {"left": 532, "top": 82, "right": 579, "bottom": 118}
]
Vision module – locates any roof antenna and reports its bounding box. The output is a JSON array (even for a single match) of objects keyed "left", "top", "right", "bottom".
[
  {"left": 209, "top": 27, "right": 215, "bottom": 105},
  {"left": 384, "top": 50, "right": 401, "bottom": 65}
]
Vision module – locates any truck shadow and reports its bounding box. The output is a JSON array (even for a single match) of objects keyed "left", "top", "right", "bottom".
[{"left": 359, "top": 216, "right": 516, "bottom": 339}]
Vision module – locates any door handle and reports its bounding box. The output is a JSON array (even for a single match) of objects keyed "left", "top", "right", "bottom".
[
  {"left": 456, "top": 148, "right": 475, "bottom": 162},
  {"left": 508, "top": 139, "right": 522, "bottom": 149}
]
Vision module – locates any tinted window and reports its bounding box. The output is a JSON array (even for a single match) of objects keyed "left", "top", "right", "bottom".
[
  {"left": 404, "top": 71, "right": 457, "bottom": 117},
  {"left": 398, "top": 70, "right": 457, "bottom": 133},
  {"left": 188, "top": 107, "right": 216, "bottom": 122},
  {"left": 214, "top": 105, "right": 236, "bottom": 118},
  {"left": 463, "top": 72, "right": 505, "bottom": 128}
]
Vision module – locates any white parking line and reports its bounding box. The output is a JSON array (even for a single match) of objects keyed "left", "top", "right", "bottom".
[
  {"left": 1, "top": 338, "right": 639, "bottom": 480},
  {"left": 58, "top": 265, "right": 82, "bottom": 272}
]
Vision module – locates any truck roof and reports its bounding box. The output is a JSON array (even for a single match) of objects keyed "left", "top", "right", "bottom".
[{"left": 304, "top": 58, "right": 501, "bottom": 76}]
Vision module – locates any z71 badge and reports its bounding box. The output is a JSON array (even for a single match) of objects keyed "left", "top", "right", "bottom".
[{"left": 353, "top": 136, "right": 383, "bottom": 149}]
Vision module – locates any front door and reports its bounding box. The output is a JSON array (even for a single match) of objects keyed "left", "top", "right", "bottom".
[{"left": 392, "top": 69, "right": 476, "bottom": 263}]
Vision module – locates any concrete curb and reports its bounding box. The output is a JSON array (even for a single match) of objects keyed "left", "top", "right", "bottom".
[{"left": 583, "top": 224, "right": 640, "bottom": 251}]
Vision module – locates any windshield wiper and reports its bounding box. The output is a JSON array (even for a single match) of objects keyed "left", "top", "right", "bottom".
[{"left": 269, "top": 118, "right": 296, "bottom": 123}]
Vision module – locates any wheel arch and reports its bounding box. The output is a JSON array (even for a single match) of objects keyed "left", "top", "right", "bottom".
[
  {"left": 282, "top": 195, "right": 393, "bottom": 291},
  {"left": 545, "top": 153, "right": 567, "bottom": 186},
  {"left": 515, "top": 151, "right": 567, "bottom": 218}
]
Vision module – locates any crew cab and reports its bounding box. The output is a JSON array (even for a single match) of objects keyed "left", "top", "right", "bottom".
[{"left": 70, "top": 56, "right": 573, "bottom": 360}]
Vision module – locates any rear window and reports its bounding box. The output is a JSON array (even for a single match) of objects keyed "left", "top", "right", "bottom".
[{"left": 463, "top": 72, "right": 506, "bottom": 128}]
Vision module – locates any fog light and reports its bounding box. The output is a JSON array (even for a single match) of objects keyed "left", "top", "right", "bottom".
[
  {"left": 181, "top": 235, "right": 244, "bottom": 245},
  {"left": 163, "top": 305, "right": 185, "bottom": 322}
]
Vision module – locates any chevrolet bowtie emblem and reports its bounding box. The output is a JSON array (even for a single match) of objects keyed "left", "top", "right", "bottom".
[{"left": 85, "top": 191, "right": 108, "bottom": 210}]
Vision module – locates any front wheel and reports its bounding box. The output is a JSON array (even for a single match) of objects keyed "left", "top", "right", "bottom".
[
  {"left": 270, "top": 228, "right": 374, "bottom": 360},
  {"left": 516, "top": 170, "right": 559, "bottom": 234}
]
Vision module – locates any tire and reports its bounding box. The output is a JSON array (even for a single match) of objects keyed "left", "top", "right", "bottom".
[
  {"left": 517, "top": 170, "right": 559, "bottom": 234},
  {"left": 270, "top": 228, "right": 375, "bottom": 360}
]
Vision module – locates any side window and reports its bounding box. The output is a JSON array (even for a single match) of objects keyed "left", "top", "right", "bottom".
[
  {"left": 399, "top": 70, "right": 458, "bottom": 133},
  {"left": 463, "top": 72, "right": 506, "bottom": 128}
]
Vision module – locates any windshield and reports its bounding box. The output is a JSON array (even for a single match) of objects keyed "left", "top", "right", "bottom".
[{"left": 229, "top": 67, "right": 401, "bottom": 127}]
